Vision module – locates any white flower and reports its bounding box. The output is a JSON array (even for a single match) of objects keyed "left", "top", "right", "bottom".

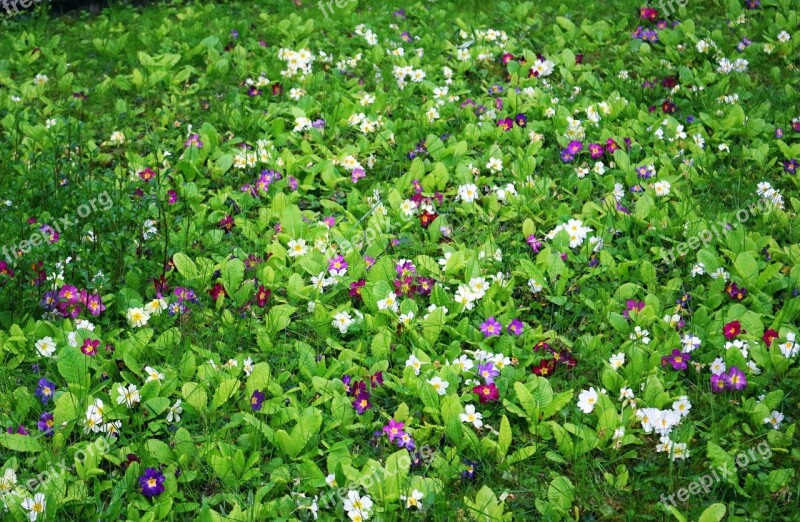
[
  {"left": 398, "top": 312, "right": 415, "bottom": 328},
  {"left": 405, "top": 355, "right": 423, "bottom": 375},
  {"left": 681, "top": 334, "right": 702, "bottom": 352},
  {"left": 670, "top": 442, "right": 689, "bottom": 461},
  {"left": 691, "top": 263, "right": 706, "bottom": 277},
  {"left": 401, "top": 489, "right": 424, "bottom": 510},
  {"left": 777, "top": 31, "right": 791, "bottom": 43},
  {"left": 377, "top": 291, "right": 399, "bottom": 313},
  {"left": 144, "top": 366, "right": 164, "bottom": 382},
  {"left": 400, "top": 199, "right": 417, "bottom": 216},
  {"left": 672, "top": 397, "right": 692, "bottom": 418},
  {"left": 764, "top": 410, "right": 784, "bottom": 430},
  {"left": 22, "top": 493, "right": 47, "bottom": 521},
  {"left": 428, "top": 376, "right": 449, "bottom": 396},
  {"left": 460, "top": 404, "right": 483, "bottom": 428},
  {"left": 630, "top": 326, "right": 651, "bottom": 344},
  {"left": 609, "top": 353, "right": 625, "bottom": 370},
  {"left": 451, "top": 355, "right": 474, "bottom": 372},
  {"left": 35, "top": 336, "right": 57, "bottom": 357},
  {"left": 167, "top": 399, "right": 183, "bottom": 423},
  {"left": 33, "top": 74, "right": 49, "bottom": 85},
  {"left": 343, "top": 490, "right": 373, "bottom": 517},
  {"left": 693, "top": 134, "right": 705, "bottom": 149},
  {"left": 116, "top": 384, "right": 140, "bottom": 408},
  {"left": 126, "top": 307, "right": 151, "bottom": 327},
  {"left": 613, "top": 427, "right": 625, "bottom": 440},
  {"left": 710, "top": 357, "right": 727, "bottom": 376},
  {"left": 287, "top": 238, "right": 308, "bottom": 257},
  {"left": 577, "top": 387, "right": 599, "bottom": 413},
  {"left": 144, "top": 298, "right": 167, "bottom": 316},
  {"left": 0, "top": 468, "right": 17, "bottom": 493},
  {"left": 619, "top": 387, "right": 634, "bottom": 401},
  {"left": 528, "top": 278, "right": 543, "bottom": 294},
  {"left": 779, "top": 332, "right": 797, "bottom": 358},
  {"left": 486, "top": 157, "right": 503, "bottom": 173},
  {"left": 332, "top": 311, "right": 355, "bottom": 334},
  {"left": 457, "top": 184, "right": 479, "bottom": 203},
  {"left": 425, "top": 107, "right": 439, "bottom": 122},
  {"left": 654, "top": 180, "right": 671, "bottom": 197},
  {"left": 109, "top": 131, "right": 125, "bottom": 144},
  {"left": 243, "top": 357, "right": 255, "bottom": 376}
]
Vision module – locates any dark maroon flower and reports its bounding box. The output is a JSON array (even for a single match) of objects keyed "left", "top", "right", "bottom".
[{"left": 763, "top": 329, "right": 779, "bottom": 347}]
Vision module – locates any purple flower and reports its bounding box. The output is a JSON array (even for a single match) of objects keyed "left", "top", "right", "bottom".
[
  {"left": 560, "top": 149, "right": 574, "bottom": 163},
  {"left": 353, "top": 392, "right": 371, "bottom": 414},
  {"left": 139, "top": 468, "right": 166, "bottom": 498},
  {"left": 508, "top": 319, "right": 524, "bottom": 336},
  {"left": 480, "top": 317, "right": 502, "bottom": 337},
  {"left": 711, "top": 373, "right": 727, "bottom": 393},
  {"left": 784, "top": 159, "right": 798, "bottom": 174},
  {"left": 35, "top": 378, "right": 56, "bottom": 404},
  {"left": 184, "top": 133, "right": 203, "bottom": 148},
  {"left": 250, "top": 390, "right": 265, "bottom": 411},
  {"left": 383, "top": 419, "right": 404, "bottom": 442},
  {"left": 37, "top": 412, "right": 54, "bottom": 436},
  {"left": 725, "top": 366, "right": 747, "bottom": 391},
  {"left": 661, "top": 349, "right": 690, "bottom": 371},
  {"left": 477, "top": 362, "right": 500, "bottom": 384},
  {"left": 311, "top": 118, "right": 326, "bottom": 129},
  {"left": 7, "top": 425, "right": 28, "bottom": 435}
]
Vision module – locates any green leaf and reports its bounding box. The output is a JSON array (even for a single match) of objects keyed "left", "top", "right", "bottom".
[
  {"left": 172, "top": 253, "right": 199, "bottom": 279},
  {"left": 181, "top": 382, "right": 208, "bottom": 414},
  {"left": 210, "top": 378, "right": 239, "bottom": 410},
  {"left": 57, "top": 346, "right": 89, "bottom": 385},
  {"left": 0, "top": 433, "right": 43, "bottom": 452},
  {"left": 497, "top": 415, "right": 512, "bottom": 463},
  {"left": 547, "top": 476, "right": 575, "bottom": 512},
  {"left": 698, "top": 503, "right": 726, "bottom": 522},
  {"left": 221, "top": 258, "right": 245, "bottom": 296}
]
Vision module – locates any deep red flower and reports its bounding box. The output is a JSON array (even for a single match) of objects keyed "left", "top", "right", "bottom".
[
  {"left": 763, "top": 329, "right": 779, "bottom": 347},
  {"left": 532, "top": 359, "right": 556, "bottom": 377},
  {"left": 723, "top": 320, "right": 741, "bottom": 340},
  {"left": 419, "top": 210, "right": 438, "bottom": 229},
  {"left": 208, "top": 283, "right": 226, "bottom": 301},
  {"left": 255, "top": 285, "right": 271, "bottom": 307}
]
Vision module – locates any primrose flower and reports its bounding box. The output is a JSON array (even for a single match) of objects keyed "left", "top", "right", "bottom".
[
  {"left": 480, "top": 317, "right": 502, "bottom": 337},
  {"left": 251, "top": 390, "right": 265, "bottom": 411},
  {"left": 139, "top": 468, "right": 166, "bottom": 498},
  {"left": 35, "top": 378, "right": 56, "bottom": 403},
  {"left": 577, "top": 387, "right": 599, "bottom": 413}
]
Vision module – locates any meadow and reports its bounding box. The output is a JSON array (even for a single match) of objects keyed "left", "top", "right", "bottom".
[{"left": 0, "top": 0, "right": 798, "bottom": 520}]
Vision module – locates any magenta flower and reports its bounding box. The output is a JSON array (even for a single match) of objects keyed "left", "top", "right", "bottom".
[
  {"left": 623, "top": 300, "right": 645, "bottom": 319},
  {"left": 473, "top": 383, "right": 499, "bottom": 404},
  {"left": 59, "top": 285, "right": 79, "bottom": 304},
  {"left": 588, "top": 143, "right": 604, "bottom": 159},
  {"left": 566, "top": 140, "right": 583, "bottom": 155},
  {"left": 526, "top": 235, "right": 542, "bottom": 253},
  {"left": 383, "top": 419, "right": 405, "bottom": 442},
  {"left": 711, "top": 373, "right": 727, "bottom": 393},
  {"left": 85, "top": 293, "right": 106, "bottom": 316},
  {"left": 81, "top": 339, "right": 99, "bottom": 357},
  {"left": 480, "top": 317, "right": 502, "bottom": 337},
  {"left": 328, "top": 255, "right": 348, "bottom": 276}
]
